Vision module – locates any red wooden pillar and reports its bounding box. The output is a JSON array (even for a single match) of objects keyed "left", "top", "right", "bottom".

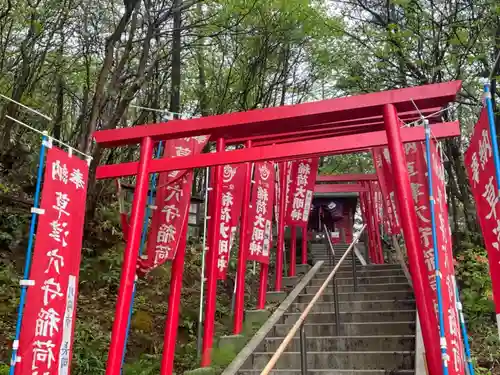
[
  {"left": 160, "top": 214, "right": 190, "bottom": 375},
  {"left": 360, "top": 187, "right": 375, "bottom": 263},
  {"left": 301, "top": 225, "right": 308, "bottom": 264},
  {"left": 201, "top": 138, "right": 225, "bottom": 367},
  {"left": 289, "top": 226, "right": 297, "bottom": 276},
  {"left": 275, "top": 162, "right": 287, "bottom": 291},
  {"left": 257, "top": 263, "right": 268, "bottom": 309},
  {"left": 105, "top": 136, "right": 153, "bottom": 375},
  {"left": 383, "top": 103, "right": 441, "bottom": 375},
  {"left": 233, "top": 141, "right": 252, "bottom": 334},
  {"left": 368, "top": 182, "right": 383, "bottom": 264}
]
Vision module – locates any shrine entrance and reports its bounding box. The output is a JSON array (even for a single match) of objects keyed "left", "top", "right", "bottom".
[
  {"left": 10, "top": 79, "right": 500, "bottom": 375},
  {"left": 90, "top": 81, "right": 468, "bottom": 375}
]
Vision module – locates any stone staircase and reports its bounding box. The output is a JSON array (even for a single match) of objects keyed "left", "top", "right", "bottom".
[{"left": 238, "top": 242, "right": 416, "bottom": 375}]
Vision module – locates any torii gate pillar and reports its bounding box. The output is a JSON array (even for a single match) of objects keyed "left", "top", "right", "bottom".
[
  {"left": 383, "top": 104, "right": 441, "bottom": 375},
  {"left": 105, "top": 136, "right": 153, "bottom": 375}
]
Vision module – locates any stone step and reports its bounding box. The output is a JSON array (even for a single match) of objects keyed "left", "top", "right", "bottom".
[
  {"left": 320, "top": 264, "right": 402, "bottom": 271},
  {"left": 305, "top": 283, "right": 411, "bottom": 294},
  {"left": 272, "top": 321, "right": 415, "bottom": 337},
  {"left": 243, "top": 351, "right": 415, "bottom": 370},
  {"left": 257, "top": 335, "right": 415, "bottom": 352},
  {"left": 313, "top": 264, "right": 403, "bottom": 275},
  {"left": 238, "top": 370, "right": 414, "bottom": 375},
  {"left": 310, "top": 275, "right": 409, "bottom": 286},
  {"left": 290, "top": 299, "right": 416, "bottom": 313},
  {"left": 320, "top": 269, "right": 405, "bottom": 278},
  {"left": 280, "top": 310, "right": 416, "bottom": 324},
  {"left": 298, "top": 290, "right": 414, "bottom": 303}
]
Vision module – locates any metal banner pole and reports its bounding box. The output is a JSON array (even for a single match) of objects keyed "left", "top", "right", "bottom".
[
  {"left": 9, "top": 136, "right": 48, "bottom": 375},
  {"left": 201, "top": 138, "right": 225, "bottom": 367},
  {"left": 197, "top": 167, "right": 210, "bottom": 357},
  {"left": 233, "top": 141, "right": 253, "bottom": 334}
]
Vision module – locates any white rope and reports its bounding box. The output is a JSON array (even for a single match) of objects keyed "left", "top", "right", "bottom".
[
  {"left": 0, "top": 94, "right": 52, "bottom": 120},
  {"left": 6, "top": 115, "right": 93, "bottom": 160},
  {"left": 129, "top": 104, "right": 195, "bottom": 120},
  {"left": 401, "top": 104, "right": 458, "bottom": 128}
]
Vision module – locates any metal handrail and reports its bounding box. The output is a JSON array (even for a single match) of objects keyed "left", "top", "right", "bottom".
[{"left": 259, "top": 224, "right": 367, "bottom": 375}]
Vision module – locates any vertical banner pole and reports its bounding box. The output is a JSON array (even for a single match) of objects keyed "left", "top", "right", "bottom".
[
  {"left": 275, "top": 162, "right": 287, "bottom": 291},
  {"left": 233, "top": 141, "right": 253, "bottom": 334},
  {"left": 301, "top": 225, "right": 308, "bottom": 265},
  {"left": 484, "top": 83, "right": 500, "bottom": 195},
  {"left": 9, "top": 136, "right": 48, "bottom": 375},
  {"left": 160, "top": 212, "right": 191, "bottom": 375},
  {"left": 201, "top": 138, "right": 225, "bottom": 367},
  {"left": 197, "top": 167, "right": 210, "bottom": 357},
  {"left": 423, "top": 120, "right": 449, "bottom": 375},
  {"left": 289, "top": 226, "right": 297, "bottom": 276},
  {"left": 106, "top": 136, "right": 153, "bottom": 375},
  {"left": 121, "top": 141, "right": 163, "bottom": 372},
  {"left": 383, "top": 103, "right": 441, "bottom": 375},
  {"left": 455, "top": 285, "right": 475, "bottom": 375}
]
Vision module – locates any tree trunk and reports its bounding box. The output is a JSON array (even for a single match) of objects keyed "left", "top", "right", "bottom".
[{"left": 169, "top": 0, "right": 182, "bottom": 114}]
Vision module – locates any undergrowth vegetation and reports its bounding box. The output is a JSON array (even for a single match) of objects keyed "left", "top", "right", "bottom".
[{"left": 0, "top": 202, "right": 263, "bottom": 374}]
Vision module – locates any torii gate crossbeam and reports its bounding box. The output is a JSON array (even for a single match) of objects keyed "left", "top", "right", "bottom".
[
  {"left": 96, "top": 121, "right": 460, "bottom": 179},
  {"left": 93, "top": 81, "right": 461, "bottom": 147}
]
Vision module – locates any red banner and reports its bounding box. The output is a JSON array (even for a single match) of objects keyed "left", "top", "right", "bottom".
[
  {"left": 140, "top": 136, "right": 208, "bottom": 273},
  {"left": 15, "top": 146, "right": 89, "bottom": 375},
  {"left": 215, "top": 164, "right": 246, "bottom": 279},
  {"left": 139, "top": 172, "right": 193, "bottom": 274},
  {"left": 247, "top": 161, "right": 275, "bottom": 263},
  {"left": 405, "top": 141, "right": 465, "bottom": 374},
  {"left": 465, "top": 109, "right": 500, "bottom": 325},
  {"left": 372, "top": 148, "right": 400, "bottom": 235},
  {"left": 286, "top": 158, "right": 319, "bottom": 225}
]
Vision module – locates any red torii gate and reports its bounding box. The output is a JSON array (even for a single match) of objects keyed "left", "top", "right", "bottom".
[
  {"left": 316, "top": 173, "right": 378, "bottom": 182},
  {"left": 93, "top": 81, "right": 462, "bottom": 375},
  {"left": 314, "top": 183, "right": 368, "bottom": 193}
]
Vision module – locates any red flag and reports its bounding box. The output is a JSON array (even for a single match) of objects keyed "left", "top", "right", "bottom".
[
  {"left": 247, "top": 161, "right": 275, "bottom": 263},
  {"left": 373, "top": 148, "right": 400, "bottom": 235},
  {"left": 139, "top": 136, "right": 208, "bottom": 274},
  {"left": 139, "top": 172, "right": 193, "bottom": 273},
  {"left": 405, "top": 141, "right": 465, "bottom": 375},
  {"left": 15, "top": 146, "right": 89, "bottom": 375},
  {"left": 215, "top": 164, "right": 246, "bottom": 279},
  {"left": 286, "top": 158, "right": 319, "bottom": 225},
  {"left": 465, "top": 109, "right": 500, "bottom": 328}
]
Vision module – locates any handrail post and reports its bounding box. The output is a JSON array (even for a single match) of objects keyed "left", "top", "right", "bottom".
[
  {"left": 351, "top": 246, "right": 358, "bottom": 292},
  {"left": 299, "top": 323, "right": 308, "bottom": 375},
  {"left": 333, "top": 273, "right": 341, "bottom": 335},
  {"left": 324, "top": 224, "right": 341, "bottom": 336},
  {"left": 258, "top": 224, "right": 366, "bottom": 375}
]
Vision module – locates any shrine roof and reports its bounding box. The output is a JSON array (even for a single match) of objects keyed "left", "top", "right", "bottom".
[{"left": 93, "top": 81, "right": 461, "bottom": 148}]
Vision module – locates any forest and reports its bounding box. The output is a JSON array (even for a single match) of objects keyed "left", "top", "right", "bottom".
[{"left": 0, "top": 0, "right": 500, "bottom": 373}]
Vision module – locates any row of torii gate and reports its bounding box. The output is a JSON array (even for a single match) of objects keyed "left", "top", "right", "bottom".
[{"left": 93, "top": 81, "right": 463, "bottom": 375}]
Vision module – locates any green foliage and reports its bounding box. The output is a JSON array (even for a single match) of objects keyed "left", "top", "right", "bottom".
[{"left": 455, "top": 246, "right": 500, "bottom": 372}]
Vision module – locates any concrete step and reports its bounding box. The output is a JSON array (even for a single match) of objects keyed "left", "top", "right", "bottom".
[
  {"left": 317, "top": 264, "right": 403, "bottom": 272},
  {"left": 243, "top": 351, "right": 415, "bottom": 370},
  {"left": 320, "top": 269, "right": 405, "bottom": 278},
  {"left": 239, "top": 370, "right": 414, "bottom": 375},
  {"left": 281, "top": 310, "right": 416, "bottom": 324},
  {"left": 273, "top": 321, "right": 415, "bottom": 336},
  {"left": 290, "top": 299, "right": 416, "bottom": 313},
  {"left": 305, "top": 283, "right": 411, "bottom": 294},
  {"left": 258, "top": 335, "right": 415, "bottom": 352},
  {"left": 310, "top": 275, "right": 408, "bottom": 286},
  {"left": 298, "top": 290, "right": 414, "bottom": 303}
]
